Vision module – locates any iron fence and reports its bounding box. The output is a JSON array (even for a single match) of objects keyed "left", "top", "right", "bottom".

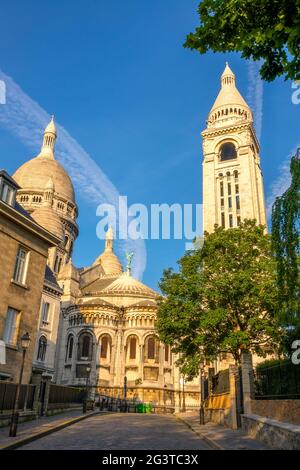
[
  {"left": 48, "top": 383, "right": 84, "bottom": 404},
  {"left": 254, "top": 361, "right": 300, "bottom": 400},
  {"left": 0, "top": 382, "right": 36, "bottom": 412},
  {"left": 211, "top": 369, "right": 230, "bottom": 395}
]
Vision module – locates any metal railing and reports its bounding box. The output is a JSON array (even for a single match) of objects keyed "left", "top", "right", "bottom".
[
  {"left": 254, "top": 361, "right": 300, "bottom": 400},
  {"left": 48, "top": 383, "right": 84, "bottom": 404},
  {"left": 0, "top": 382, "right": 36, "bottom": 412}
]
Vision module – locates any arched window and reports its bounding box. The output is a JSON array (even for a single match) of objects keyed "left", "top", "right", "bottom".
[
  {"left": 129, "top": 337, "right": 137, "bottom": 360},
  {"left": 147, "top": 337, "right": 155, "bottom": 360},
  {"left": 78, "top": 333, "right": 93, "bottom": 360},
  {"left": 100, "top": 336, "right": 108, "bottom": 359},
  {"left": 37, "top": 336, "right": 47, "bottom": 361},
  {"left": 66, "top": 335, "right": 74, "bottom": 361},
  {"left": 220, "top": 142, "right": 237, "bottom": 161},
  {"left": 165, "top": 345, "right": 169, "bottom": 362}
]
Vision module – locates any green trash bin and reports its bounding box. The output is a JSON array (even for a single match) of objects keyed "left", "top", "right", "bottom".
[
  {"left": 145, "top": 403, "right": 152, "bottom": 414},
  {"left": 136, "top": 403, "right": 144, "bottom": 413}
]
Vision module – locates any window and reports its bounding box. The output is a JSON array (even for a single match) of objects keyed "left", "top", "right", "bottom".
[
  {"left": 37, "top": 336, "right": 47, "bottom": 361},
  {"left": 66, "top": 335, "right": 74, "bottom": 361},
  {"left": 63, "top": 235, "right": 69, "bottom": 247},
  {"left": 165, "top": 345, "right": 169, "bottom": 362},
  {"left": 1, "top": 183, "right": 14, "bottom": 205},
  {"left": 221, "top": 212, "right": 225, "bottom": 228},
  {"left": 78, "top": 333, "right": 93, "bottom": 360},
  {"left": 236, "top": 195, "right": 240, "bottom": 210},
  {"left": 3, "top": 308, "right": 19, "bottom": 345},
  {"left": 129, "top": 337, "right": 137, "bottom": 360},
  {"left": 237, "top": 216, "right": 241, "bottom": 226},
  {"left": 229, "top": 214, "right": 233, "bottom": 228},
  {"left": 147, "top": 337, "right": 155, "bottom": 360},
  {"left": 220, "top": 181, "right": 224, "bottom": 197},
  {"left": 228, "top": 196, "right": 232, "bottom": 209},
  {"left": 220, "top": 142, "right": 237, "bottom": 161},
  {"left": 41, "top": 302, "right": 50, "bottom": 324},
  {"left": 82, "top": 336, "right": 90, "bottom": 358},
  {"left": 100, "top": 336, "right": 108, "bottom": 359},
  {"left": 13, "top": 247, "right": 29, "bottom": 284},
  {"left": 54, "top": 256, "right": 62, "bottom": 274}
]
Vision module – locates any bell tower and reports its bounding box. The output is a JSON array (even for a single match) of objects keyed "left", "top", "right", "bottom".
[{"left": 202, "top": 63, "right": 266, "bottom": 233}]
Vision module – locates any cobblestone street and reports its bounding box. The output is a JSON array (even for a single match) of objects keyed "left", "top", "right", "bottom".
[{"left": 19, "top": 414, "right": 212, "bottom": 450}]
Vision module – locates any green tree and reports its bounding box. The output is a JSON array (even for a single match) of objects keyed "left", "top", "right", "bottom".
[
  {"left": 272, "top": 152, "right": 300, "bottom": 348},
  {"left": 184, "top": 0, "right": 300, "bottom": 82},
  {"left": 157, "top": 220, "right": 282, "bottom": 378}
]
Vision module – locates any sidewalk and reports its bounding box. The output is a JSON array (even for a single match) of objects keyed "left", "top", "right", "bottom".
[
  {"left": 0, "top": 409, "right": 101, "bottom": 450},
  {"left": 177, "top": 413, "right": 272, "bottom": 450}
]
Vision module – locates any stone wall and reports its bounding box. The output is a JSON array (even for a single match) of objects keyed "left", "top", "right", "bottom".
[
  {"left": 242, "top": 413, "right": 300, "bottom": 450},
  {"left": 251, "top": 399, "right": 300, "bottom": 425}
]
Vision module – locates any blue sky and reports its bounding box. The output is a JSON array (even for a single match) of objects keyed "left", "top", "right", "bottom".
[{"left": 0, "top": 0, "right": 299, "bottom": 290}]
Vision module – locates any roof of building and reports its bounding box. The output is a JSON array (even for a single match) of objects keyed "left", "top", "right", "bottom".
[{"left": 44, "top": 265, "right": 62, "bottom": 291}]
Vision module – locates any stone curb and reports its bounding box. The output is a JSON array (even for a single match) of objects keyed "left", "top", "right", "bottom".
[
  {"left": 0, "top": 410, "right": 104, "bottom": 450},
  {"left": 176, "top": 416, "right": 225, "bottom": 451}
]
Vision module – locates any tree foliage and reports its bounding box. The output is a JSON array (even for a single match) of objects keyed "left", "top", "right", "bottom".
[
  {"left": 272, "top": 153, "right": 300, "bottom": 345},
  {"left": 184, "top": 0, "right": 300, "bottom": 82},
  {"left": 157, "top": 220, "right": 282, "bottom": 378}
]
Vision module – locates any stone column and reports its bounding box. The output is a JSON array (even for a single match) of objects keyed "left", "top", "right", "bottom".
[
  {"left": 173, "top": 354, "right": 181, "bottom": 413},
  {"left": 241, "top": 352, "right": 254, "bottom": 415},
  {"left": 158, "top": 344, "right": 164, "bottom": 386},
  {"left": 31, "top": 371, "right": 43, "bottom": 416},
  {"left": 138, "top": 344, "right": 143, "bottom": 381},
  {"left": 229, "top": 365, "right": 238, "bottom": 429}
]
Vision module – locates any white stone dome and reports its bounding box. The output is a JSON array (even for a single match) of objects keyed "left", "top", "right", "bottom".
[
  {"left": 13, "top": 155, "right": 75, "bottom": 202},
  {"left": 32, "top": 206, "right": 64, "bottom": 240}
]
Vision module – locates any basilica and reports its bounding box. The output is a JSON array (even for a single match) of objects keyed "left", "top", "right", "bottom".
[
  {"left": 3, "top": 63, "right": 266, "bottom": 409},
  {"left": 11, "top": 114, "right": 199, "bottom": 408}
]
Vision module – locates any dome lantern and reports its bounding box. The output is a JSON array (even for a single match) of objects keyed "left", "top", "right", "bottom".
[
  {"left": 93, "top": 226, "right": 123, "bottom": 275},
  {"left": 207, "top": 63, "right": 252, "bottom": 128},
  {"left": 40, "top": 115, "right": 57, "bottom": 159}
]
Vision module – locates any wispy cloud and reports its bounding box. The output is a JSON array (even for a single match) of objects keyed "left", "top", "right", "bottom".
[
  {"left": 247, "top": 60, "right": 264, "bottom": 141},
  {"left": 266, "top": 144, "right": 299, "bottom": 216},
  {"left": 0, "top": 69, "right": 147, "bottom": 280},
  {"left": 246, "top": 61, "right": 299, "bottom": 219}
]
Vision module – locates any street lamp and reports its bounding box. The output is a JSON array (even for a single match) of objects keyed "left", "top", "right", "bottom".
[
  {"left": 83, "top": 365, "right": 91, "bottom": 414},
  {"left": 123, "top": 376, "right": 127, "bottom": 412},
  {"left": 9, "top": 332, "right": 31, "bottom": 437},
  {"left": 199, "top": 360, "right": 205, "bottom": 425}
]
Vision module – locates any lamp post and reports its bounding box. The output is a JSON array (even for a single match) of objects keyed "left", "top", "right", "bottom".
[
  {"left": 83, "top": 365, "right": 91, "bottom": 414},
  {"left": 180, "top": 376, "right": 186, "bottom": 412},
  {"left": 9, "top": 332, "right": 31, "bottom": 437},
  {"left": 123, "top": 376, "right": 127, "bottom": 412},
  {"left": 199, "top": 361, "right": 205, "bottom": 425}
]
